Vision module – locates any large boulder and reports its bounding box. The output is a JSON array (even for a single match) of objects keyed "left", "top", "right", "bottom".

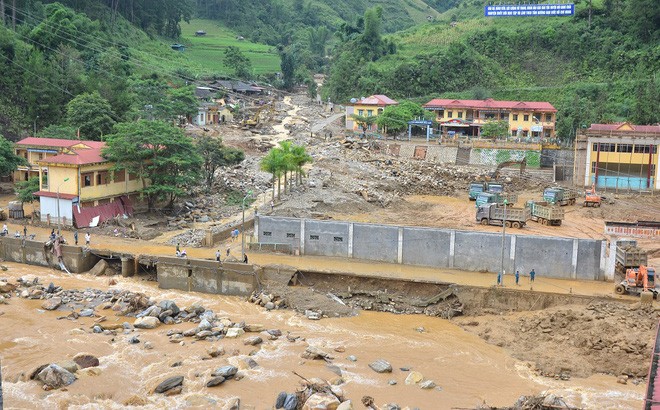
[
  {"left": 37, "top": 364, "right": 77, "bottom": 388},
  {"left": 225, "top": 328, "right": 244, "bottom": 338},
  {"left": 405, "top": 371, "right": 423, "bottom": 385},
  {"left": 0, "top": 281, "right": 16, "bottom": 293},
  {"left": 73, "top": 353, "right": 100, "bottom": 369},
  {"left": 134, "top": 316, "right": 161, "bottom": 329},
  {"left": 302, "top": 393, "right": 340, "bottom": 410},
  {"left": 158, "top": 300, "right": 180, "bottom": 316},
  {"left": 87, "top": 260, "right": 109, "bottom": 277},
  {"left": 212, "top": 365, "right": 238, "bottom": 379},
  {"left": 368, "top": 359, "right": 392, "bottom": 373},
  {"left": 55, "top": 360, "right": 78, "bottom": 374},
  {"left": 154, "top": 376, "right": 184, "bottom": 394},
  {"left": 41, "top": 297, "right": 62, "bottom": 311}
]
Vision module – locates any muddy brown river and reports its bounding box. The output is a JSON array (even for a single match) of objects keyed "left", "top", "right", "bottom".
[{"left": 0, "top": 262, "right": 644, "bottom": 409}]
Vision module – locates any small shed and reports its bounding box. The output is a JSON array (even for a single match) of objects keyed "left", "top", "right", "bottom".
[
  {"left": 171, "top": 44, "right": 185, "bottom": 52},
  {"left": 195, "top": 30, "right": 206, "bottom": 36}
]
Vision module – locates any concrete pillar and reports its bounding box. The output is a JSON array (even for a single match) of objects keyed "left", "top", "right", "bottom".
[
  {"left": 571, "top": 239, "right": 579, "bottom": 279},
  {"left": 121, "top": 257, "right": 135, "bottom": 277},
  {"left": 206, "top": 229, "right": 213, "bottom": 247},
  {"left": 509, "top": 235, "right": 517, "bottom": 273},
  {"left": 397, "top": 227, "right": 403, "bottom": 264},
  {"left": 254, "top": 216, "right": 259, "bottom": 243},
  {"left": 599, "top": 240, "right": 608, "bottom": 281},
  {"left": 449, "top": 230, "right": 456, "bottom": 268},
  {"left": 300, "top": 219, "right": 305, "bottom": 256},
  {"left": 607, "top": 238, "right": 618, "bottom": 281},
  {"left": 348, "top": 223, "right": 354, "bottom": 258}
]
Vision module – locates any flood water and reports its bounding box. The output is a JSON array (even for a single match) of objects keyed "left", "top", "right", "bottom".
[{"left": 0, "top": 263, "right": 644, "bottom": 409}]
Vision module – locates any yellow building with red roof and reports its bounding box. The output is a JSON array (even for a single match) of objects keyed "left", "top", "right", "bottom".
[{"left": 345, "top": 94, "right": 399, "bottom": 132}]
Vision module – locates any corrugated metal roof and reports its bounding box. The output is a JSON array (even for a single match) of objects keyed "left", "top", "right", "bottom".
[
  {"left": 588, "top": 123, "right": 660, "bottom": 133},
  {"left": 16, "top": 137, "right": 105, "bottom": 149},
  {"left": 356, "top": 94, "right": 399, "bottom": 106},
  {"left": 424, "top": 98, "right": 557, "bottom": 112}
]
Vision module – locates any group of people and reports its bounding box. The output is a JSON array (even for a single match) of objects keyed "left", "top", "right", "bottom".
[
  {"left": 230, "top": 228, "right": 240, "bottom": 242},
  {"left": 497, "top": 269, "right": 536, "bottom": 286},
  {"left": 175, "top": 243, "right": 187, "bottom": 258},
  {"left": 215, "top": 246, "right": 248, "bottom": 264}
]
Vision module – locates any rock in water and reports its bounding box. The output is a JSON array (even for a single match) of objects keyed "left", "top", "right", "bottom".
[
  {"left": 419, "top": 380, "right": 436, "bottom": 389},
  {"left": 73, "top": 354, "right": 99, "bottom": 369},
  {"left": 368, "top": 359, "right": 392, "bottom": 373},
  {"left": 405, "top": 371, "right": 423, "bottom": 385},
  {"left": 302, "top": 393, "right": 339, "bottom": 410},
  {"left": 243, "top": 336, "right": 263, "bottom": 346},
  {"left": 41, "top": 297, "right": 62, "bottom": 311},
  {"left": 212, "top": 365, "right": 238, "bottom": 379},
  {"left": 275, "top": 392, "right": 287, "bottom": 408},
  {"left": 88, "top": 260, "right": 109, "bottom": 277},
  {"left": 154, "top": 376, "right": 184, "bottom": 393},
  {"left": 158, "top": 300, "right": 180, "bottom": 315},
  {"left": 134, "top": 316, "right": 161, "bottom": 329},
  {"left": 225, "top": 328, "right": 245, "bottom": 338},
  {"left": 206, "top": 376, "right": 225, "bottom": 387},
  {"left": 37, "top": 364, "right": 77, "bottom": 388}
]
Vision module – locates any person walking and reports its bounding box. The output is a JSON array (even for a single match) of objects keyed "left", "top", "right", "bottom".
[
  {"left": 74, "top": 230, "right": 78, "bottom": 245},
  {"left": 176, "top": 242, "right": 180, "bottom": 254},
  {"left": 1, "top": 223, "right": 8, "bottom": 236},
  {"left": 515, "top": 270, "right": 520, "bottom": 286},
  {"left": 215, "top": 249, "right": 221, "bottom": 262},
  {"left": 226, "top": 245, "right": 231, "bottom": 258},
  {"left": 530, "top": 269, "right": 536, "bottom": 283},
  {"left": 270, "top": 200, "right": 274, "bottom": 212},
  {"left": 243, "top": 254, "right": 248, "bottom": 264},
  {"left": 23, "top": 224, "right": 27, "bottom": 238},
  {"left": 497, "top": 271, "right": 502, "bottom": 286},
  {"left": 85, "top": 232, "right": 91, "bottom": 246}
]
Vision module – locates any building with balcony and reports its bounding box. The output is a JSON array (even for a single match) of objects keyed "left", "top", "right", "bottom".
[
  {"left": 345, "top": 95, "right": 398, "bottom": 132},
  {"left": 31, "top": 138, "right": 146, "bottom": 227},
  {"left": 13, "top": 137, "right": 104, "bottom": 183},
  {"left": 423, "top": 98, "right": 557, "bottom": 139},
  {"left": 574, "top": 122, "right": 659, "bottom": 191}
]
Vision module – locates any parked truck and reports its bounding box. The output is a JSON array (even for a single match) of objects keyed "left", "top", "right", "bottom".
[
  {"left": 475, "top": 192, "right": 518, "bottom": 208},
  {"left": 468, "top": 182, "right": 486, "bottom": 200},
  {"left": 525, "top": 200, "right": 564, "bottom": 226},
  {"left": 476, "top": 203, "right": 530, "bottom": 228},
  {"left": 615, "top": 239, "right": 648, "bottom": 275},
  {"left": 543, "top": 187, "right": 578, "bottom": 206}
]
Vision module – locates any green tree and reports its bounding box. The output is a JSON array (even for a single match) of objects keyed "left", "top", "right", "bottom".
[
  {"left": 0, "top": 135, "right": 26, "bottom": 177},
  {"left": 351, "top": 114, "right": 378, "bottom": 134},
  {"left": 196, "top": 137, "right": 245, "bottom": 189},
  {"left": 260, "top": 147, "right": 285, "bottom": 200},
  {"left": 66, "top": 92, "right": 117, "bottom": 140},
  {"left": 103, "top": 120, "right": 202, "bottom": 210},
  {"left": 376, "top": 101, "right": 431, "bottom": 135},
  {"left": 165, "top": 86, "right": 199, "bottom": 122},
  {"left": 15, "top": 177, "right": 40, "bottom": 205},
  {"left": 39, "top": 125, "right": 79, "bottom": 140},
  {"left": 481, "top": 120, "right": 510, "bottom": 140},
  {"left": 224, "top": 46, "right": 252, "bottom": 79},
  {"left": 280, "top": 50, "right": 297, "bottom": 91},
  {"left": 306, "top": 77, "right": 317, "bottom": 101},
  {"left": 291, "top": 143, "right": 312, "bottom": 185}
]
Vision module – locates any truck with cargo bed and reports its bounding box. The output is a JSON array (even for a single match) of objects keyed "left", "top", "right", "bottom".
[
  {"left": 468, "top": 182, "right": 486, "bottom": 200},
  {"left": 476, "top": 203, "right": 530, "bottom": 228},
  {"left": 475, "top": 192, "right": 518, "bottom": 208},
  {"left": 525, "top": 200, "right": 564, "bottom": 226},
  {"left": 543, "top": 187, "right": 577, "bottom": 206},
  {"left": 615, "top": 239, "right": 648, "bottom": 275}
]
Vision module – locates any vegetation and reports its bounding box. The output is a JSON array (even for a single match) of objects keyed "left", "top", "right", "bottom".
[
  {"left": 223, "top": 46, "right": 253, "bottom": 79},
  {"left": 66, "top": 92, "right": 117, "bottom": 140},
  {"left": 481, "top": 120, "right": 510, "bottom": 140},
  {"left": 196, "top": 137, "right": 245, "bottom": 190},
  {"left": 0, "top": 135, "right": 26, "bottom": 176},
  {"left": 103, "top": 120, "right": 202, "bottom": 210},
  {"left": 260, "top": 142, "right": 312, "bottom": 199},
  {"left": 376, "top": 101, "right": 432, "bottom": 136},
  {"left": 15, "top": 176, "right": 39, "bottom": 204}
]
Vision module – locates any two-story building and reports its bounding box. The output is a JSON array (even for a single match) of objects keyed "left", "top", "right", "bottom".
[
  {"left": 30, "top": 138, "right": 146, "bottom": 227},
  {"left": 13, "top": 137, "right": 104, "bottom": 183},
  {"left": 345, "top": 95, "right": 399, "bottom": 132},
  {"left": 423, "top": 98, "right": 557, "bottom": 139},
  {"left": 574, "top": 122, "right": 659, "bottom": 190}
]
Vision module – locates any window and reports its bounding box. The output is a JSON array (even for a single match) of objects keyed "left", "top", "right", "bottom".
[
  {"left": 457, "top": 111, "right": 463, "bottom": 119},
  {"left": 286, "top": 233, "right": 296, "bottom": 238},
  {"left": 128, "top": 172, "right": 138, "bottom": 181},
  {"left": 500, "top": 113, "right": 508, "bottom": 120},
  {"left": 523, "top": 114, "right": 529, "bottom": 121},
  {"left": 262, "top": 231, "right": 272, "bottom": 236},
  {"left": 634, "top": 145, "right": 658, "bottom": 154},
  {"left": 367, "top": 110, "right": 373, "bottom": 117},
  {"left": 96, "top": 171, "right": 109, "bottom": 185},
  {"left": 617, "top": 144, "right": 632, "bottom": 153},
  {"left": 357, "top": 109, "right": 364, "bottom": 116},
  {"left": 593, "top": 143, "right": 615, "bottom": 152},
  {"left": 113, "top": 169, "right": 125, "bottom": 183},
  {"left": 591, "top": 162, "right": 597, "bottom": 173},
  {"left": 512, "top": 114, "right": 518, "bottom": 121},
  {"left": 545, "top": 114, "right": 553, "bottom": 122},
  {"left": 447, "top": 111, "right": 453, "bottom": 118},
  {"left": 309, "top": 235, "right": 319, "bottom": 240},
  {"left": 333, "top": 236, "right": 343, "bottom": 242},
  {"left": 82, "top": 173, "right": 93, "bottom": 187}
]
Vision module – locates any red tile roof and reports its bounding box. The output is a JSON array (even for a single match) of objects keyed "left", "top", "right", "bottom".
[
  {"left": 38, "top": 148, "right": 107, "bottom": 165},
  {"left": 356, "top": 95, "right": 399, "bottom": 106},
  {"left": 16, "top": 137, "right": 105, "bottom": 149},
  {"left": 34, "top": 191, "right": 78, "bottom": 200},
  {"left": 424, "top": 98, "right": 557, "bottom": 112},
  {"left": 587, "top": 123, "right": 660, "bottom": 133}
]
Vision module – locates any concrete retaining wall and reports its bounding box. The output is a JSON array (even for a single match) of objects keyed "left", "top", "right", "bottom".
[
  {"left": 157, "top": 257, "right": 256, "bottom": 296},
  {"left": 0, "top": 237, "right": 100, "bottom": 273},
  {"left": 256, "top": 216, "right": 607, "bottom": 280}
]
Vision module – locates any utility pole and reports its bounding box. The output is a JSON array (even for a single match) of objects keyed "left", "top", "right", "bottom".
[
  {"left": 241, "top": 190, "right": 253, "bottom": 262},
  {"left": 500, "top": 199, "right": 508, "bottom": 286}
]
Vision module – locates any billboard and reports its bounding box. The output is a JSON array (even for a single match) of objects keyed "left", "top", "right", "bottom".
[{"left": 485, "top": 3, "right": 575, "bottom": 17}]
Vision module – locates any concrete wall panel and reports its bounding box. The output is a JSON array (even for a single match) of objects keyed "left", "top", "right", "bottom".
[
  {"left": 576, "top": 239, "right": 602, "bottom": 280},
  {"left": 304, "top": 220, "right": 349, "bottom": 257},
  {"left": 454, "top": 231, "right": 513, "bottom": 273},
  {"left": 514, "top": 236, "right": 574, "bottom": 278},
  {"left": 257, "top": 216, "right": 300, "bottom": 247},
  {"left": 353, "top": 224, "right": 398, "bottom": 263},
  {"left": 402, "top": 228, "right": 451, "bottom": 267}
]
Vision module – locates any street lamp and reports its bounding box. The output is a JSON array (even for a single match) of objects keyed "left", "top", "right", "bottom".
[
  {"left": 500, "top": 199, "right": 508, "bottom": 286},
  {"left": 57, "top": 177, "right": 70, "bottom": 232},
  {"left": 241, "top": 190, "right": 253, "bottom": 262}
]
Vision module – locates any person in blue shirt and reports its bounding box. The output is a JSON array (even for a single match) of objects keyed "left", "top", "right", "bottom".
[
  {"left": 515, "top": 270, "right": 520, "bottom": 286},
  {"left": 530, "top": 269, "right": 536, "bottom": 282}
]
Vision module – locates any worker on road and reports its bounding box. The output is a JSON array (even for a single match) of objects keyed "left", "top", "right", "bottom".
[
  {"left": 497, "top": 271, "right": 502, "bottom": 286},
  {"left": 515, "top": 270, "right": 520, "bottom": 286},
  {"left": 530, "top": 269, "right": 536, "bottom": 282}
]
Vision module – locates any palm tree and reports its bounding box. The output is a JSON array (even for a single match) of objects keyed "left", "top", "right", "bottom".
[
  {"left": 260, "top": 149, "right": 284, "bottom": 200},
  {"left": 291, "top": 144, "right": 313, "bottom": 185}
]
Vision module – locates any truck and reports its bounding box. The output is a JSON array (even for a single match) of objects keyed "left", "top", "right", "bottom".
[
  {"left": 543, "top": 187, "right": 578, "bottom": 206},
  {"left": 614, "top": 265, "right": 657, "bottom": 298},
  {"left": 525, "top": 200, "right": 564, "bottom": 226},
  {"left": 476, "top": 203, "right": 530, "bottom": 228},
  {"left": 468, "top": 182, "right": 486, "bottom": 200},
  {"left": 615, "top": 239, "right": 648, "bottom": 275},
  {"left": 486, "top": 182, "right": 504, "bottom": 194},
  {"left": 475, "top": 192, "right": 518, "bottom": 208}
]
